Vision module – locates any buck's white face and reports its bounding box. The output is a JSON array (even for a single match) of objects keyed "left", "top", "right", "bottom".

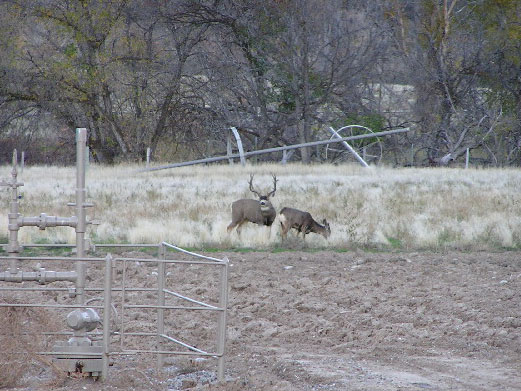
[
  {"left": 259, "top": 196, "right": 272, "bottom": 211},
  {"left": 248, "top": 173, "right": 277, "bottom": 211}
]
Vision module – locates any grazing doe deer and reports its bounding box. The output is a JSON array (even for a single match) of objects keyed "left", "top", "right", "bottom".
[
  {"left": 279, "top": 207, "right": 331, "bottom": 240},
  {"left": 227, "top": 174, "right": 278, "bottom": 236}
]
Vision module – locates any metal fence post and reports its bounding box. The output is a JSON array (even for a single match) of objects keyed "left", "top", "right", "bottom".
[
  {"left": 75, "top": 128, "right": 87, "bottom": 305},
  {"left": 216, "top": 257, "right": 229, "bottom": 381},
  {"left": 102, "top": 253, "right": 113, "bottom": 380},
  {"left": 157, "top": 243, "right": 166, "bottom": 370},
  {"left": 120, "top": 259, "right": 127, "bottom": 352}
]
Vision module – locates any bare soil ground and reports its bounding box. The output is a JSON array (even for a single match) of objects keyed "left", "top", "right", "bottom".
[
  {"left": 2, "top": 249, "right": 521, "bottom": 390},
  {"left": 214, "top": 250, "right": 521, "bottom": 391}
]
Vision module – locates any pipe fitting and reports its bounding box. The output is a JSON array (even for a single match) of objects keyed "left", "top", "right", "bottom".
[
  {"left": 19, "top": 214, "right": 78, "bottom": 230},
  {"left": 5, "top": 242, "right": 21, "bottom": 253},
  {"left": 0, "top": 269, "right": 77, "bottom": 284},
  {"left": 36, "top": 269, "right": 78, "bottom": 284},
  {"left": 67, "top": 308, "right": 100, "bottom": 332}
]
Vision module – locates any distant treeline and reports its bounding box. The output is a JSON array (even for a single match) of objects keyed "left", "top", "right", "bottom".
[{"left": 1, "top": 1, "right": 520, "bottom": 166}]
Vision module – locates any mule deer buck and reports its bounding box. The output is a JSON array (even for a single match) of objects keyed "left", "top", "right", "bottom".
[
  {"left": 279, "top": 207, "right": 331, "bottom": 240},
  {"left": 227, "top": 174, "right": 278, "bottom": 236}
]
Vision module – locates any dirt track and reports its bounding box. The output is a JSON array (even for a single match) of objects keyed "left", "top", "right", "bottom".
[{"left": 3, "top": 249, "right": 521, "bottom": 390}]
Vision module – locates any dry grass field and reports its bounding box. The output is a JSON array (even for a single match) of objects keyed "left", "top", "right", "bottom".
[
  {"left": 0, "top": 163, "right": 521, "bottom": 390},
  {"left": 1, "top": 162, "right": 521, "bottom": 250}
]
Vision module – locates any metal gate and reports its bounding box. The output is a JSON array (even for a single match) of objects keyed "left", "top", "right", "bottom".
[{"left": 0, "top": 242, "right": 229, "bottom": 381}]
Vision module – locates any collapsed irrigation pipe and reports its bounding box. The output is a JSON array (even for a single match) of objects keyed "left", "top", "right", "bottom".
[{"left": 139, "top": 127, "right": 412, "bottom": 172}]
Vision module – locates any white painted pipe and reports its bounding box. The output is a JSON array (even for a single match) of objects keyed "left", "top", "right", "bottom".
[{"left": 328, "top": 127, "right": 369, "bottom": 167}]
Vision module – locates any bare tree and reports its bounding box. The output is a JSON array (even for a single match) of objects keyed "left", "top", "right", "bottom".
[
  {"left": 385, "top": 0, "right": 507, "bottom": 166},
  {"left": 181, "top": 0, "right": 389, "bottom": 163},
  {"left": 0, "top": 0, "right": 210, "bottom": 163}
]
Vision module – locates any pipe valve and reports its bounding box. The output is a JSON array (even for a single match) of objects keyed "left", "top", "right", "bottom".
[{"left": 67, "top": 308, "right": 100, "bottom": 332}]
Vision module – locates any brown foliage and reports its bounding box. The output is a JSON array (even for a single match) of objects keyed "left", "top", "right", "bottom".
[{"left": 0, "top": 298, "right": 62, "bottom": 388}]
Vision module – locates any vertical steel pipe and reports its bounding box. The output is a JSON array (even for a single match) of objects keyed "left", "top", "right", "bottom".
[
  {"left": 102, "top": 254, "right": 113, "bottom": 380},
  {"left": 157, "top": 244, "right": 166, "bottom": 370},
  {"left": 75, "top": 128, "right": 87, "bottom": 304},
  {"left": 120, "top": 259, "right": 127, "bottom": 351},
  {"left": 216, "top": 257, "right": 229, "bottom": 381},
  {"left": 7, "top": 150, "right": 21, "bottom": 273}
]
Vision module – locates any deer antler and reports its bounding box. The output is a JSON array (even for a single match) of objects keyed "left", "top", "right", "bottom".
[
  {"left": 267, "top": 174, "right": 277, "bottom": 198},
  {"left": 248, "top": 174, "right": 262, "bottom": 197}
]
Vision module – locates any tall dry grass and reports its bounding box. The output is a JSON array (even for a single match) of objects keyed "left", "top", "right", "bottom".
[
  {"left": 0, "top": 299, "right": 65, "bottom": 388},
  {"left": 1, "top": 162, "right": 520, "bottom": 250}
]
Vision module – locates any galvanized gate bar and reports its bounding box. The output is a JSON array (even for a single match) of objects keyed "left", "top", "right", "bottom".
[
  {"left": 0, "top": 303, "right": 104, "bottom": 309},
  {"left": 160, "top": 334, "right": 209, "bottom": 354},
  {"left": 161, "top": 242, "right": 227, "bottom": 263},
  {"left": 94, "top": 243, "right": 160, "bottom": 248},
  {"left": 125, "top": 304, "right": 223, "bottom": 311},
  {"left": 162, "top": 288, "right": 221, "bottom": 309},
  {"left": 116, "top": 350, "right": 217, "bottom": 356},
  {"left": 0, "top": 255, "right": 105, "bottom": 262}
]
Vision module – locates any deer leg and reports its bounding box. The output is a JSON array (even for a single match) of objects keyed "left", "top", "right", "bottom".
[
  {"left": 227, "top": 222, "right": 236, "bottom": 234},
  {"left": 265, "top": 225, "right": 271, "bottom": 240},
  {"left": 280, "top": 222, "right": 290, "bottom": 241},
  {"left": 235, "top": 220, "right": 246, "bottom": 237},
  {"left": 301, "top": 225, "right": 309, "bottom": 241}
]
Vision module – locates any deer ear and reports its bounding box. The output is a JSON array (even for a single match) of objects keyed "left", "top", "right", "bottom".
[{"left": 322, "top": 219, "right": 327, "bottom": 225}]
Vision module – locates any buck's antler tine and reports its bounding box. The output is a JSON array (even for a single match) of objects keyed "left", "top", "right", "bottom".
[
  {"left": 248, "top": 174, "right": 261, "bottom": 197},
  {"left": 268, "top": 174, "right": 277, "bottom": 197}
]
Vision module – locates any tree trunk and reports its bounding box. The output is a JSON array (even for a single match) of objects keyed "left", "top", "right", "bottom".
[{"left": 301, "top": 27, "right": 311, "bottom": 164}]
